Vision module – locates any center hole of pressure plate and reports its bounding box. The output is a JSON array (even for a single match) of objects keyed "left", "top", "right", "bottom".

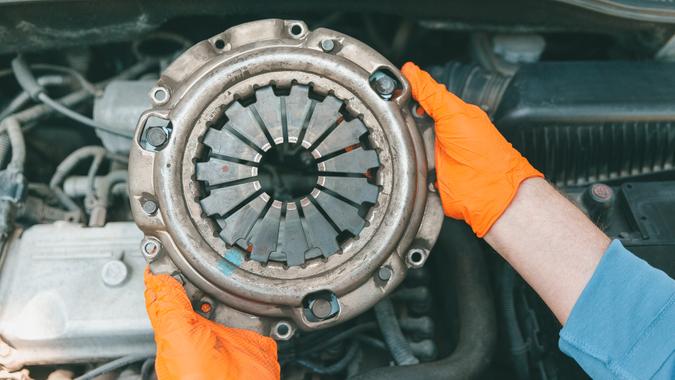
[{"left": 258, "top": 144, "right": 318, "bottom": 202}]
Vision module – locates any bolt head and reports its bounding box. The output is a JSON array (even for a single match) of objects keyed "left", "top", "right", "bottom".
[
  {"left": 309, "top": 298, "right": 333, "bottom": 319},
  {"left": 146, "top": 126, "right": 168, "bottom": 148},
  {"left": 142, "top": 199, "right": 158, "bottom": 215},
  {"left": 141, "top": 238, "right": 161, "bottom": 261},
  {"left": 200, "top": 301, "right": 213, "bottom": 314},
  {"left": 372, "top": 74, "right": 397, "bottom": 97},
  {"left": 590, "top": 183, "right": 613, "bottom": 203},
  {"left": 320, "top": 39, "right": 335, "bottom": 52},
  {"left": 377, "top": 265, "right": 393, "bottom": 281}
]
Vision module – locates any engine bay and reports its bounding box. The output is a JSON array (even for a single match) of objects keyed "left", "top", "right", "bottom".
[{"left": 1, "top": 1, "right": 675, "bottom": 379}]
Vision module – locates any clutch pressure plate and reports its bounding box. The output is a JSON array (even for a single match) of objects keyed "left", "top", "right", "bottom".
[{"left": 129, "top": 19, "right": 442, "bottom": 338}]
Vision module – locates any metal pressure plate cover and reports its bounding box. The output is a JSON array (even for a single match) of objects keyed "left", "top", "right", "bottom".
[{"left": 129, "top": 19, "right": 442, "bottom": 337}]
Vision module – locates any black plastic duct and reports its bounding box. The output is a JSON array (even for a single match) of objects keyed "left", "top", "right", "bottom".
[{"left": 432, "top": 61, "right": 675, "bottom": 187}]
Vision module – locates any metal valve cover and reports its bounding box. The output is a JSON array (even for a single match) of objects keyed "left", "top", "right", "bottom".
[{"left": 128, "top": 19, "right": 442, "bottom": 338}]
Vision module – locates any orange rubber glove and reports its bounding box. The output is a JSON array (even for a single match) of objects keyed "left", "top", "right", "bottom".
[
  {"left": 144, "top": 268, "right": 280, "bottom": 380},
  {"left": 402, "top": 62, "right": 543, "bottom": 237}
]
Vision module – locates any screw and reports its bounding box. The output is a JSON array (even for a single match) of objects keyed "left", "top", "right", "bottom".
[
  {"left": 142, "top": 199, "right": 158, "bottom": 215},
  {"left": 141, "top": 237, "right": 161, "bottom": 261},
  {"left": 309, "top": 298, "right": 333, "bottom": 319},
  {"left": 590, "top": 183, "right": 613, "bottom": 202},
  {"left": 146, "top": 126, "right": 168, "bottom": 148},
  {"left": 371, "top": 72, "right": 397, "bottom": 98},
  {"left": 200, "top": 301, "right": 213, "bottom": 314},
  {"left": 171, "top": 271, "right": 186, "bottom": 285},
  {"left": 377, "top": 265, "right": 393, "bottom": 281},
  {"left": 320, "top": 39, "right": 335, "bottom": 52}
]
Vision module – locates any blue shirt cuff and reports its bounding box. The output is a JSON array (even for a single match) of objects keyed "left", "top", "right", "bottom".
[{"left": 559, "top": 240, "right": 675, "bottom": 380}]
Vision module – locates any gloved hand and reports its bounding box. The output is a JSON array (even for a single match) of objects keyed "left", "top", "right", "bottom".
[
  {"left": 401, "top": 62, "right": 543, "bottom": 237},
  {"left": 144, "top": 268, "right": 280, "bottom": 380}
]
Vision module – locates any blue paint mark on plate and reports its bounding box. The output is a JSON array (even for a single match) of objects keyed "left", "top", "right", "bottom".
[{"left": 217, "top": 249, "right": 244, "bottom": 276}]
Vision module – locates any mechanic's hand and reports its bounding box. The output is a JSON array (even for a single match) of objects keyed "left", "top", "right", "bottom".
[
  {"left": 401, "top": 62, "right": 543, "bottom": 237},
  {"left": 144, "top": 268, "right": 280, "bottom": 380}
]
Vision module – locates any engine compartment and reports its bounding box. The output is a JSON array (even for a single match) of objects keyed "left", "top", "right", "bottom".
[{"left": 1, "top": 2, "right": 674, "bottom": 379}]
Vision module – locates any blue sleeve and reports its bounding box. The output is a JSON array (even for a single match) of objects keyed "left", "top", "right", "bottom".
[{"left": 559, "top": 240, "right": 675, "bottom": 380}]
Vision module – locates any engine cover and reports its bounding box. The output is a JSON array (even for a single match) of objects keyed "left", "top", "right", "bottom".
[
  {"left": 128, "top": 19, "right": 441, "bottom": 338},
  {"left": 0, "top": 222, "right": 153, "bottom": 370}
]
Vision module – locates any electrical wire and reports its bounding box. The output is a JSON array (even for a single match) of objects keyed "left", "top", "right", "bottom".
[
  {"left": 4, "top": 117, "right": 25, "bottom": 171},
  {"left": 1, "top": 74, "right": 82, "bottom": 120},
  {"left": 0, "top": 58, "right": 154, "bottom": 138},
  {"left": 355, "top": 335, "right": 387, "bottom": 351},
  {"left": 30, "top": 63, "right": 99, "bottom": 95},
  {"left": 37, "top": 92, "right": 133, "bottom": 138},
  {"left": 73, "top": 354, "right": 151, "bottom": 380},
  {"left": 10, "top": 55, "right": 138, "bottom": 139},
  {"left": 49, "top": 146, "right": 108, "bottom": 217},
  {"left": 86, "top": 149, "right": 106, "bottom": 200}
]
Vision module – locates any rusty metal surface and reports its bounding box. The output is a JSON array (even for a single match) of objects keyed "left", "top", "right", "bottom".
[
  {"left": 128, "top": 19, "right": 443, "bottom": 336},
  {"left": 196, "top": 85, "right": 380, "bottom": 267}
]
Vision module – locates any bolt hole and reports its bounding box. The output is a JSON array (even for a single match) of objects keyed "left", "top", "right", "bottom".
[
  {"left": 290, "top": 24, "right": 303, "bottom": 37},
  {"left": 275, "top": 322, "right": 291, "bottom": 337},
  {"left": 407, "top": 248, "right": 426, "bottom": 267},
  {"left": 152, "top": 87, "right": 169, "bottom": 103},
  {"left": 214, "top": 39, "right": 225, "bottom": 49},
  {"left": 412, "top": 103, "right": 426, "bottom": 119}
]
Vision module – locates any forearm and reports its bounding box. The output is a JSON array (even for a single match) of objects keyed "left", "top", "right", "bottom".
[{"left": 484, "top": 177, "right": 610, "bottom": 324}]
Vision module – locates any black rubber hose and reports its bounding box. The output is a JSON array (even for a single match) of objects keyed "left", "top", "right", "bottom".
[
  {"left": 278, "top": 322, "right": 377, "bottom": 363},
  {"left": 140, "top": 357, "right": 156, "bottom": 380},
  {"left": 0, "top": 135, "right": 8, "bottom": 170},
  {"left": 500, "top": 263, "right": 531, "bottom": 380},
  {"left": 350, "top": 219, "right": 497, "bottom": 380},
  {"left": 374, "top": 298, "right": 419, "bottom": 365},
  {"left": 296, "top": 341, "right": 360, "bottom": 375}
]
